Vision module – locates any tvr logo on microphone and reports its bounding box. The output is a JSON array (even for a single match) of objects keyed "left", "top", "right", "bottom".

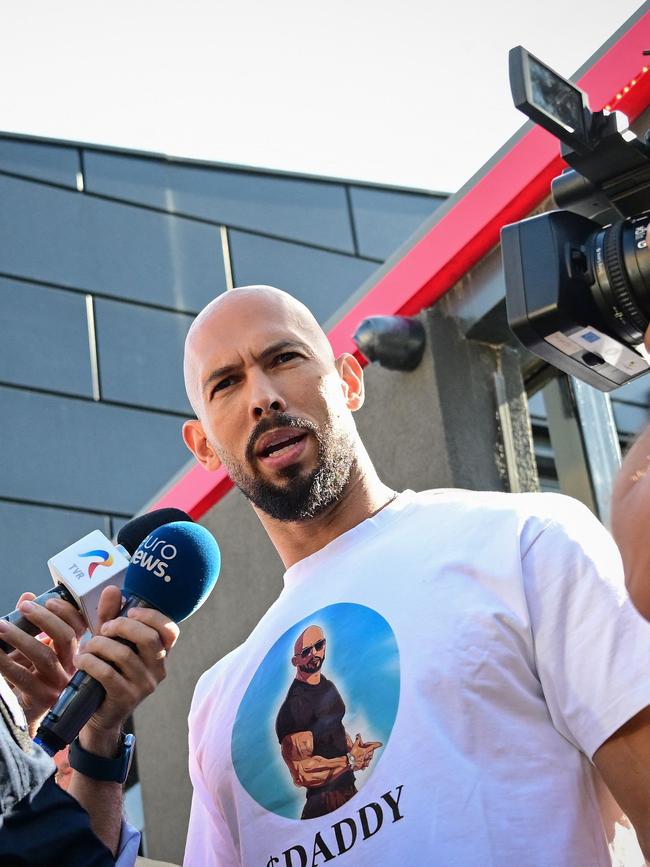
[
  {"left": 77, "top": 549, "right": 114, "bottom": 577},
  {"left": 67, "top": 549, "right": 114, "bottom": 580},
  {"left": 48, "top": 530, "right": 130, "bottom": 634},
  {"left": 131, "top": 535, "right": 178, "bottom": 583}
]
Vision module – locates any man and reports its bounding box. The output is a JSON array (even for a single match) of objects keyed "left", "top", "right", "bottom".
[
  {"left": 182, "top": 285, "right": 650, "bottom": 866},
  {"left": 0, "top": 583, "right": 178, "bottom": 864},
  {"left": 612, "top": 330, "right": 650, "bottom": 622},
  {"left": 276, "top": 624, "right": 381, "bottom": 819}
]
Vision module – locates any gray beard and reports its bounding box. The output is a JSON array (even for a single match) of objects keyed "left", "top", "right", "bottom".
[{"left": 223, "top": 414, "right": 356, "bottom": 522}]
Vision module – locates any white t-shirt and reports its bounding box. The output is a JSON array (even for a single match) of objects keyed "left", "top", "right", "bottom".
[{"left": 184, "top": 489, "right": 650, "bottom": 867}]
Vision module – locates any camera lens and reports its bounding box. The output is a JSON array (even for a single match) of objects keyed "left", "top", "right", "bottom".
[{"left": 588, "top": 213, "right": 650, "bottom": 346}]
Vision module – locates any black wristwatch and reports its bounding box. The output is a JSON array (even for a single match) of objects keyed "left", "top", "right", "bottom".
[{"left": 69, "top": 732, "right": 135, "bottom": 784}]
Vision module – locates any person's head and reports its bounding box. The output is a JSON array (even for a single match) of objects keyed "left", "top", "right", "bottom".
[
  {"left": 182, "top": 286, "right": 365, "bottom": 522},
  {"left": 292, "top": 625, "right": 326, "bottom": 675}
]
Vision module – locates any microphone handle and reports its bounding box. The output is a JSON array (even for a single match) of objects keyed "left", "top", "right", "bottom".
[
  {"left": 35, "top": 669, "right": 108, "bottom": 755},
  {"left": 35, "top": 597, "right": 146, "bottom": 756},
  {"left": 0, "top": 585, "right": 76, "bottom": 654}
]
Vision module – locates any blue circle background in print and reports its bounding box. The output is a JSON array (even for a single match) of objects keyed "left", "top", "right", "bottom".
[{"left": 232, "top": 603, "right": 400, "bottom": 820}]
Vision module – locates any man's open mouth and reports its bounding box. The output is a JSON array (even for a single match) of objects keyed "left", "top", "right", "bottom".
[{"left": 256, "top": 429, "right": 308, "bottom": 459}]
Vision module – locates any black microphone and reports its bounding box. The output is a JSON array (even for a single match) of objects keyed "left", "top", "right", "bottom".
[
  {"left": 115, "top": 508, "right": 192, "bottom": 555},
  {"left": 35, "top": 521, "right": 220, "bottom": 756},
  {"left": 0, "top": 508, "right": 191, "bottom": 654}
]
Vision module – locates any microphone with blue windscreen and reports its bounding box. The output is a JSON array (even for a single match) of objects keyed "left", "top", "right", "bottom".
[
  {"left": 35, "top": 521, "right": 220, "bottom": 755},
  {"left": 0, "top": 507, "right": 191, "bottom": 653}
]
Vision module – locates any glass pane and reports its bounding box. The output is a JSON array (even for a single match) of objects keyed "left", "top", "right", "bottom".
[
  {"left": 0, "top": 175, "right": 226, "bottom": 312},
  {"left": 350, "top": 186, "right": 444, "bottom": 260},
  {"left": 95, "top": 298, "right": 193, "bottom": 413},
  {"left": 0, "top": 387, "right": 190, "bottom": 514},
  {"left": 0, "top": 138, "right": 80, "bottom": 188},
  {"left": 229, "top": 230, "right": 377, "bottom": 324},
  {"left": 84, "top": 152, "right": 355, "bottom": 252},
  {"left": 0, "top": 277, "right": 93, "bottom": 396}
]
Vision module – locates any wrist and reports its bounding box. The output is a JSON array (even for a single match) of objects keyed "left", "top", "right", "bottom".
[
  {"left": 69, "top": 731, "right": 135, "bottom": 784},
  {"left": 78, "top": 721, "right": 122, "bottom": 759}
]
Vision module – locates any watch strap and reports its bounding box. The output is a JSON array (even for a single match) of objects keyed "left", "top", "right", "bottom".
[{"left": 69, "top": 731, "right": 135, "bottom": 784}]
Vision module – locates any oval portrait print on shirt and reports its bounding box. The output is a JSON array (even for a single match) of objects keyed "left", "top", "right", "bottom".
[{"left": 232, "top": 603, "right": 400, "bottom": 820}]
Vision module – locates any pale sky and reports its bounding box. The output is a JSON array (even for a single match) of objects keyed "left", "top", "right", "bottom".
[{"left": 0, "top": 0, "right": 645, "bottom": 192}]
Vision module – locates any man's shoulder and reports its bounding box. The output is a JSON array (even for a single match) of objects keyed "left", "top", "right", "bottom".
[
  {"left": 190, "top": 643, "right": 245, "bottom": 717},
  {"left": 404, "top": 488, "right": 608, "bottom": 555},
  {"left": 277, "top": 679, "right": 308, "bottom": 718},
  {"left": 283, "top": 678, "right": 307, "bottom": 698},
  {"left": 407, "top": 487, "right": 588, "bottom": 523}
]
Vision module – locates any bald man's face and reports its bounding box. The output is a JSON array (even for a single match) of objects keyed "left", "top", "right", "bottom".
[
  {"left": 183, "top": 290, "right": 362, "bottom": 521},
  {"left": 292, "top": 626, "right": 326, "bottom": 675}
]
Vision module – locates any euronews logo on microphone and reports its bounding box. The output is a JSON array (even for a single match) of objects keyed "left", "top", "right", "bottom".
[
  {"left": 47, "top": 530, "right": 130, "bottom": 633},
  {"left": 122, "top": 521, "right": 221, "bottom": 623},
  {"left": 130, "top": 533, "right": 178, "bottom": 582}
]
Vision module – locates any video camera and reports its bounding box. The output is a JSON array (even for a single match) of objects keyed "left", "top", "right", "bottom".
[{"left": 501, "top": 46, "right": 650, "bottom": 392}]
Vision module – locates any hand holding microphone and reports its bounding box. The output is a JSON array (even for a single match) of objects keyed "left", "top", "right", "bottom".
[
  {"left": 36, "top": 520, "right": 221, "bottom": 755},
  {"left": 0, "top": 592, "right": 89, "bottom": 731},
  {"left": 0, "top": 507, "right": 191, "bottom": 654},
  {"left": 68, "top": 583, "right": 180, "bottom": 743},
  {"left": 0, "top": 508, "right": 191, "bottom": 731},
  {"left": 0, "top": 510, "right": 218, "bottom": 867}
]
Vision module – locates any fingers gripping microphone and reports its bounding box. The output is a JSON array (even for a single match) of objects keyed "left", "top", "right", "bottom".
[
  {"left": 0, "top": 586, "right": 79, "bottom": 655},
  {"left": 35, "top": 522, "right": 220, "bottom": 755},
  {"left": 0, "top": 508, "right": 191, "bottom": 654}
]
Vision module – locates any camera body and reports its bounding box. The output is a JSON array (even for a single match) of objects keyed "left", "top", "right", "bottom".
[{"left": 501, "top": 47, "right": 650, "bottom": 391}]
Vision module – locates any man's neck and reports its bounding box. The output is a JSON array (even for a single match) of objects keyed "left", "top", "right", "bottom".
[
  {"left": 295, "top": 670, "right": 322, "bottom": 685},
  {"left": 254, "top": 453, "right": 396, "bottom": 569}
]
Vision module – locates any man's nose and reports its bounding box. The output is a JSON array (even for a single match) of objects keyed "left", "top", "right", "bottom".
[{"left": 249, "top": 373, "right": 287, "bottom": 419}]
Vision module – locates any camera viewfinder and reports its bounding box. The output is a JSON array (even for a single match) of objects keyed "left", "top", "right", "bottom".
[{"left": 509, "top": 46, "right": 590, "bottom": 151}]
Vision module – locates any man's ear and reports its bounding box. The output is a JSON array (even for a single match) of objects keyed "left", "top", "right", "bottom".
[
  {"left": 335, "top": 353, "right": 365, "bottom": 411},
  {"left": 182, "top": 419, "right": 223, "bottom": 472}
]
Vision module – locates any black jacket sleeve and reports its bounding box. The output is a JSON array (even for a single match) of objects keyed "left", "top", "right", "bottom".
[{"left": 0, "top": 772, "right": 115, "bottom": 867}]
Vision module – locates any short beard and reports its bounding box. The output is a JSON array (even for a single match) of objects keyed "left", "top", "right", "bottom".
[
  {"left": 222, "top": 413, "right": 355, "bottom": 522},
  {"left": 299, "top": 657, "right": 324, "bottom": 674}
]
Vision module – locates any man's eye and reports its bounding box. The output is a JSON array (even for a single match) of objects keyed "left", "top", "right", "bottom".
[
  {"left": 275, "top": 352, "right": 299, "bottom": 365},
  {"left": 213, "top": 377, "right": 234, "bottom": 394}
]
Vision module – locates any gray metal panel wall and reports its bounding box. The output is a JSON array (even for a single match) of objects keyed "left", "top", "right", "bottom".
[
  {"left": 0, "top": 138, "right": 80, "bottom": 188},
  {"left": 83, "top": 151, "right": 357, "bottom": 253}
]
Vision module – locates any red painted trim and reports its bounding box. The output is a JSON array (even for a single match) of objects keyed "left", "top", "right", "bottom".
[
  {"left": 153, "top": 12, "right": 650, "bottom": 519},
  {"left": 153, "top": 463, "right": 233, "bottom": 520}
]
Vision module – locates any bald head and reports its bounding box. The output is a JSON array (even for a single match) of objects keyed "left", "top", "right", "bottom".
[
  {"left": 294, "top": 625, "right": 325, "bottom": 657},
  {"left": 183, "top": 286, "right": 335, "bottom": 416}
]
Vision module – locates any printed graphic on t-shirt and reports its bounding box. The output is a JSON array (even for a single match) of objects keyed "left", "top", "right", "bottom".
[{"left": 232, "top": 603, "right": 400, "bottom": 820}]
